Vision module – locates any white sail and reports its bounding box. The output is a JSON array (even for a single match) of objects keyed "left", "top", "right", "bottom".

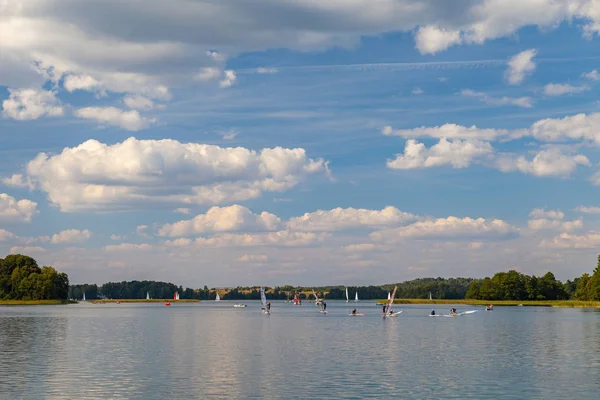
[
  {"left": 82, "top": 292, "right": 86, "bottom": 301},
  {"left": 355, "top": 291, "right": 359, "bottom": 302},
  {"left": 215, "top": 292, "right": 220, "bottom": 301},
  {"left": 176, "top": 292, "right": 180, "bottom": 300},
  {"left": 383, "top": 285, "right": 398, "bottom": 317},
  {"left": 345, "top": 287, "right": 349, "bottom": 302},
  {"left": 429, "top": 292, "right": 432, "bottom": 300},
  {"left": 312, "top": 289, "right": 320, "bottom": 305},
  {"left": 260, "top": 286, "right": 267, "bottom": 309},
  {"left": 146, "top": 291, "right": 150, "bottom": 300},
  {"left": 387, "top": 292, "right": 391, "bottom": 300}
]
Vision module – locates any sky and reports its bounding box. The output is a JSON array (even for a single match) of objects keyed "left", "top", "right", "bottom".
[{"left": 1, "top": 0, "right": 600, "bottom": 287}]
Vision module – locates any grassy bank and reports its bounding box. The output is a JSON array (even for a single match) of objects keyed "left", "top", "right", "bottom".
[
  {"left": 378, "top": 299, "right": 600, "bottom": 308},
  {"left": 0, "top": 299, "right": 76, "bottom": 305}
]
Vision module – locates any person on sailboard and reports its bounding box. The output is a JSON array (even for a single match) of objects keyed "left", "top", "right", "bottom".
[
  {"left": 322, "top": 301, "right": 326, "bottom": 311},
  {"left": 430, "top": 309, "right": 436, "bottom": 316},
  {"left": 450, "top": 308, "right": 457, "bottom": 315},
  {"left": 266, "top": 301, "right": 271, "bottom": 313},
  {"left": 382, "top": 304, "right": 387, "bottom": 313},
  {"left": 352, "top": 308, "right": 357, "bottom": 315}
]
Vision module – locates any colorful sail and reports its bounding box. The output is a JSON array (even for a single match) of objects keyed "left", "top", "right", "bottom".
[{"left": 383, "top": 285, "right": 398, "bottom": 317}]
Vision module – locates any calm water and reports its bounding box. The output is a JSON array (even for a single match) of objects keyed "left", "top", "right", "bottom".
[{"left": 1, "top": 301, "right": 600, "bottom": 399}]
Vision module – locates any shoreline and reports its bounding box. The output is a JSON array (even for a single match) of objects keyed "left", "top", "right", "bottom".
[
  {"left": 0, "top": 300, "right": 77, "bottom": 306},
  {"left": 380, "top": 299, "right": 600, "bottom": 308}
]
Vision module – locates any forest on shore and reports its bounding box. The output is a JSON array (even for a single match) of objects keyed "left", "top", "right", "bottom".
[
  {"left": 0, "top": 255, "right": 69, "bottom": 301},
  {"left": 69, "top": 254, "right": 600, "bottom": 301}
]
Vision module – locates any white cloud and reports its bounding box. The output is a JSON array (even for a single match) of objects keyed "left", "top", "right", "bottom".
[
  {"left": 371, "top": 217, "right": 519, "bottom": 243},
  {"left": 387, "top": 138, "right": 493, "bottom": 169},
  {"left": 74, "top": 107, "right": 156, "bottom": 131},
  {"left": 219, "top": 70, "right": 237, "bottom": 88},
  {"left": 1, "top": 174, "right": 34, "bottom": 190},
  {"left": 527, "top": 208, "right": 582, "bottom": 231},
  {"left": 541, "top": 232, "right": 600, "bottom": 249},
  {"left": 105, "top": 243, "right": 152, "bottom": 252},
  {"left": 582, "top": 69, "right": 600, "bottom": 81},
  {"left": 51, "top": 229, "right": 92, "bottom": 244},
  {"left": 2, "top": 88, "right": 64, "bottom": 120},
  {"left": 0, "top": 193, "right": 38, "bottom": 222},
  {"left": 19, "top": 137, "right": 329, "bottom": 212},
  {"left": 123, "top": 95, "right": 162, "bottom": 111},
  {"left": 206, "top": 51, "right": 225, "bottom": 62},
  {"left": 574, "top": 206, "right": 600, "bottom": 214},
  {"left": 505, "top": 49, "right": 537, "bottom": 85},
  {"left": 257, "top": 67, "right": 278, "bottom": 74},
  {"left": 543, "top": 83, "right": 590, "bottom": 96},
  {"left": 175, "top": 231, "right": 329, "bottom": 248},
  {"left": 414, "top": 26, "right": 462, "bottom": 55},
  {"left": 342, "top": 243, "right": 387, "bottom": 253},
  {"left": 110, "top": 234, "right": 124, "bottom": 240},
  {"left": 9, "top": 246, "right": 46, "bottom": 254},
  {"left": 0, "top": 229, "right": 16, "bottom": 241},
  {"left": 495, "top": 148, "right": 590, "bottom": 177},
  {"left": 194, "top": 67, "right": 222, "bottom": 82},
  {"left": 219, "top": 129, "right": 239, "bottom": 140},
  {"left": 412, "top": 87, "right": 424, "bottom": 95},
  {"left": 237, "top": 254, "right": 269, "bottom": 262},
  {"left": 287, "top": 206, "right": 417, "bottom": 231},
  {"left": 460, "top": 89, "right": 533, "bottom": 108},
  {"left": 62, "top": 74, "right": 103, "bottom": 93},
  {"left": 382, "top": 124, "right": 512, "bottom": 141},
  {"left": 157, "top": 205, "right": 281, "bottom": 237},
  {"left": 521, "top": 113, "right": 600, "bottom": 144},
  {"left": 174, "top": 208, "right": 191, "bottom": 214}
]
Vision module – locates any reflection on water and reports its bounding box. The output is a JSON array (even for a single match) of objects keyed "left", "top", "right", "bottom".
[{"left": 1, "top": 302, "right": 600, "bottom": 399}]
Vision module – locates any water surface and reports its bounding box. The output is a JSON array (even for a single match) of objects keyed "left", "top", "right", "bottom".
[{"left": 1, "top": 301, "right": 599, "bottom": 399}]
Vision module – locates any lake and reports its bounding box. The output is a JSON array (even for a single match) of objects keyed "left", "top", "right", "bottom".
[{"left": 1, "top": 301, "right": 600, "bottom": 399}]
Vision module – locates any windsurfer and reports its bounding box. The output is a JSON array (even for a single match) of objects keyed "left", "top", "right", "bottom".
[
  {"left": 352, "top": 308, "right": 357, "bottom": 315},
  {"left": 430, "top": 309, "right": 436, "bottom": 316}
]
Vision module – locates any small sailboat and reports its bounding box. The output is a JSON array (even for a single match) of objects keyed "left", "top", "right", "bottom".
[
  {"left": 429, "top": 292, "right": 432, "bottom": 301},
  {"left": 387, "top": 292, "right": 391, "bottom": 300},
  {"left": 355, "top": 291, "right": 359, "bottom": 302},
  {"left": 215, "top": 292, "right": 220, "bottom": 301},
  {"left": 292, "top": 293, "right": 301, "bottom": 305},
  {"left": 345, "top": 287, "right": 349, "bottom": 303},
  {"left": 82, "top": 292, "right": 86, "bottom": 301},
  {"left": 146, "top": 291, "right": 150, "bottom": 300},
  {"left": 174, "top": 292, "right": 180, "bottom": 300}
]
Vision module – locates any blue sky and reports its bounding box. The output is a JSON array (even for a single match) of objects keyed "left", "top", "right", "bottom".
[{"left": 1, "top": 1, "right": 600, "bottom": 287}]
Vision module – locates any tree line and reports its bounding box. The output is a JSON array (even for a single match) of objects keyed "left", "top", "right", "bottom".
[
  {"left": 0, "top": 254, "right": 69, "bottom": 300},
  {"left": 64, "top": 253, "right": 600, "bottom": 302}
]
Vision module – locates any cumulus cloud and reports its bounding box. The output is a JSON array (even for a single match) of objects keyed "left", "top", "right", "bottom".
[
  {"left": 582, "top": 69, "right": 600, "bottom": 81},
  {"left": 543, "top": 83, "right": 590, "bottom": 96},
  {"left": 412, "top": 87, "right": 424, "bottom": 95},
  {"left": 495, "top": 148, "right": 590, "bottom": 177},
  {"left": 62, "top": 74, "right": 103, "bottom": 94},
  {"left": 387, "top": 138, "right": 493, "bottom": 169},
  {"left": 219, "top": 70, "right": 237, "bottom": 88},
  {"left": 51, "top": 229, "right": 92, "bottom": 244},
  {"left": 527, "top": 208, "right": 582, "bottom": 231},
  {"left": 17, "top": 137, "right": 329, "bottom": 212},
  {"left": 2, "top": 88, "right": 64, "bottom": 120},
  {"left": 460, "top": 89, "right": 533, "bottom": 108},
  {"left": 0, "top": 193, "right": 38, "bottom": 222},
  {"left": 105, "top": 243, "right": 152, "bottom": 252},
  {"left": 505, "top": 49, "right": 537, "bottom": 85},
  {"left": 342, "top": 243, "right": 387, "bottom": 253},
  {"left": 414, "top": 26, "right": 462, "bottom": 55},
  {"left": 1, "top": 174, "right": 34, "bottom": 190},
  {"left": 370, "top": 217, "right": 519, "bottom": 243},
  {"left": 158, "top": 205, "right": 282, "bottom": 237},
  {"left": 194, "top": 67, "right": 222, "bottom": 82},
  {"left": 287, "top": 206, "right": 417, "bottom": 231},
  {"left": 74, "top": 107, "right": 156, "bottom": 131},
  {"left": 237, "top": 254, "right": 269, "bottom": 262},
  {"left": 219, "top": 129, "right": 239, "bottom": 140},
  {"left": 9, "top": 246, "right": 46, "bottom": 254}
]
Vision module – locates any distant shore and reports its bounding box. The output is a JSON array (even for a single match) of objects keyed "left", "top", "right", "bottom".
[
  {"left": 379, "top": 299, "right": 600, "bottom": 308},
  {"left": 88, "top": 299, "right": 201, "bottom": 303},
  {"left": 0, "top": 300, "right": 76, "bottom": 306}
]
